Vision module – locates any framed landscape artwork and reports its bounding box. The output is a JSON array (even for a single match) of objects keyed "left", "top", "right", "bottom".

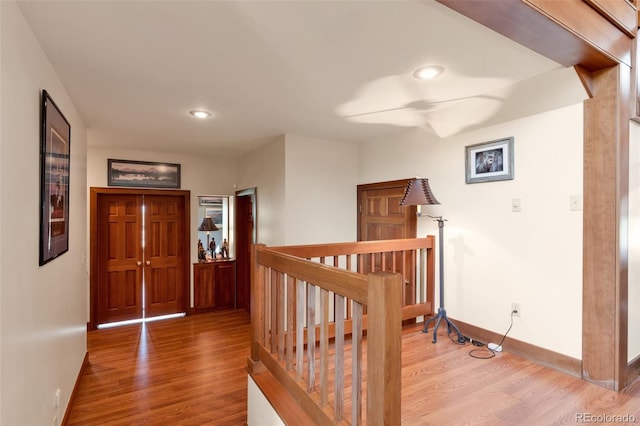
[
  {"left": 465, "top": 137, "right": 514, "bottom": 184},
  {"left": 108, "top": 159, "right": 181, "bottom": 189},
  {"left": 40, "top": 90, "right": 71, "bottom": 265}
]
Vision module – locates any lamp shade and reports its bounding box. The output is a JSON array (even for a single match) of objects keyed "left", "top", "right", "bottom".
[
  {"left": 198, "top": 217, "right": 219, "bottom": 232},
  {"left": 399, "top": 178, "right": 440, "bottom": 206}
]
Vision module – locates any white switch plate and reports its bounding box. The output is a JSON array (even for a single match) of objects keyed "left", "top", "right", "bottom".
[
  {"left": 570, "top": 195, "right": 583, "bottom": 211},
  {"left": 512, "top": 198, "right": 521, "bottom": 212}
]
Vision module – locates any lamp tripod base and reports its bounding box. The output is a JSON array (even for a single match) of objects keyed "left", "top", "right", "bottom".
[{"left": 423, "top": 307, "right": 463, "bottom": 343}]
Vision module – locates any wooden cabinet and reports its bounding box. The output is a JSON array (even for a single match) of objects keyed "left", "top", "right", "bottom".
[{"left": 193, "top": 260, "right": 236, "bottom": 313}]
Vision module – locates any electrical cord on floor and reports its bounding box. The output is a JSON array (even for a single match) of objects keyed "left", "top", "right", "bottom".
[{"left": 468, "top": 309, "right": 516, "bottom": 359}]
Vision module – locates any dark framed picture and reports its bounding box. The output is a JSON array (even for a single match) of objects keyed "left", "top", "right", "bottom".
[
  {"left": 465, "top": 137, "right": 514, "bottom": 184},
  {"left": 108, "top": 159, "right": 181, "bottom": 188},
  {"left": 40, "top": 90, "right": 71, "bottom": 265}
]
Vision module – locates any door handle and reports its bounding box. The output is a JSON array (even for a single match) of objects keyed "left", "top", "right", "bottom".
[
  {"left": 137, "top": 261, "right": 142, "bottom": 266},
  {"left": 146, "top": 261, "right": 151, "bottom": 266}
]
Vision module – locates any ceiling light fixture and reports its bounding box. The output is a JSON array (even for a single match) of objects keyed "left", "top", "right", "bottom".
[
  {"left": 412, "top": 65, "right": 445, "bottom": 80},
  {"left": 189, "top": 110, "right": 212, "bottom": 119}
]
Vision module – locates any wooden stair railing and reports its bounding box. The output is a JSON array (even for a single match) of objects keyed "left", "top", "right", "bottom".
[{"left": 247, "top": 237, "right": 434, "bottom": 425}]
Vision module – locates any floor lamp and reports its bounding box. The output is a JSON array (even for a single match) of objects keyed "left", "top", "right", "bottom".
[{"left": 400, "top": 178, "right": 463, "bottom": 344}]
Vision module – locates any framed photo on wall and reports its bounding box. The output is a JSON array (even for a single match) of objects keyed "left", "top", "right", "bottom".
[
  {"left": 107, "top": 159, "right": 181, "bottom": 188},
  {"left": 39, "top": 90, "right": 71, "bottom": 265},
  {"left": 465, "top": 137, "right": 514, "bottom": 184}
]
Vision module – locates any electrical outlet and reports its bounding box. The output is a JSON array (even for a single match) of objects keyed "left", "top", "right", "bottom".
[{"left": 511, "top": 302, "right": 521, "bottom": 317}]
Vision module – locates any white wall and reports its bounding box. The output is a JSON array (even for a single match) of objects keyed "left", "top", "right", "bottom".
[
  {"left": 360, "top": 104, "right": 584, "bottom": 358},
  {"left": 236, "top": 137, "right": 286, "bottom": 246},
  {"left": 284, "top": 134, "right": 359, "bottom": 245},
  {"left": 87, "top": 146, "right": 237, "bottom": 307},
  {"left": 1, "top": 2, "right": 88, "bottom": 424},
  {"left": 629, "top": 120, "right": 640, "bottom": 362},
  {"left": 247, "top": 376, "right": 285, "bottom": 426}
]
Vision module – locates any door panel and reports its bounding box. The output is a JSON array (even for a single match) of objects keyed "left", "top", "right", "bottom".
[
  {"left": 357, "top": 180, "right": 417, "bottom": 305},
  {"left": 98, "top": 195, "right": 143, "bottom": 324},
  {"left": 144, "top": 195, "right": 184, "bottom": 318}
]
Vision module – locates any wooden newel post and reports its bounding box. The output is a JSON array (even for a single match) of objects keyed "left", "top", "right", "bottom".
[
  {"left": 367, "top": 272, "right": 402, "bottom": 425},
  {"left": 247, "top": 243, "right": 266, "bottom": 373}
]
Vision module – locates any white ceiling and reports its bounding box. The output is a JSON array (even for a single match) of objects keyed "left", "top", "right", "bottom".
[{"left": 16, "top": 0, "right": 586, "bottom": 158}]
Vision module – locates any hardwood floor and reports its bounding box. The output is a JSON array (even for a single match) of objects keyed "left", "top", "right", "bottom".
[
  {"left": 66, "top": 310, "right": 640, "bottom": 425},
  {"left": 66, "top": 310, "right": 251, "bottom": 425}
]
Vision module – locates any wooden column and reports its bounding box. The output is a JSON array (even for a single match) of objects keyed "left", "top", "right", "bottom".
[{"left": 582, "top": 64, "right": 630, "bottom": 391}]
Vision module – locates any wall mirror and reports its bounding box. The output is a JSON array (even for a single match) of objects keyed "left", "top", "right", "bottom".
[{"left": 197, "top": 195, "right": 231, "bottom": 261}]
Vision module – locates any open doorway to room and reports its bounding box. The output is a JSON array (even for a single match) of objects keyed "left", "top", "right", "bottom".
[
  {"left": 89, "top": 187, "right": 190, "bottom": 329},
  {"left": 235, "top": 187, "right": 257, "bottom": 312}
]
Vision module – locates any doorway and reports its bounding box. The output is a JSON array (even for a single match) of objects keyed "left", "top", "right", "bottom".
[
  {"left": 89, "top": 188, "right": 190, "bottom": 329},
  {"left": 235, "top": 187, "right": 256, "bottom": 312}
]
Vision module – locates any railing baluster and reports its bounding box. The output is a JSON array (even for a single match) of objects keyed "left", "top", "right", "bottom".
[
  {"left": 320, "top": 288, "right": 329, "bottom": 406},
  {"left": 296, "top": 279, "right": 305, "bottom": 381},
  {"left": 270, "top": 269, "right": 278, "bottom": 354},
  {"left": 334, "top": 295, "right": 345, "bottom": 421},
  {"left": 286, "top": 275, "right": 295, "bottom": 370},
  {"left": 352, "top": 301, "right": 363, "bottom": 426},
  {"left": 307, "top": 282, "right": 316, "bottom": 392},
  {"left": 264, "top": 266, "right": 271, "bottom": 349},
  {"left": 277, "top": 272, "right": 285, "bottom": 360}
]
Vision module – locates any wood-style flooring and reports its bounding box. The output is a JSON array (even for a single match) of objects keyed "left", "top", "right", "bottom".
[{"left": 66, "top": 310, "right": 640, "bottom": 425}]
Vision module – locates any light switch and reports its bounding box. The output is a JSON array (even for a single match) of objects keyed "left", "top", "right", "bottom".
[
  {"left": 512, "top": 198, "right": 521, "bottom": 212},
  {"left": 570, "top": 195, "right": 582, "bottom": 211}
]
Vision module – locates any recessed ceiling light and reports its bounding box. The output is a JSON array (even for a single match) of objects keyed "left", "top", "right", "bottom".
[
  {"left": 412, "top": 65, "right": 445, "bottom": 80},
  {"left": 189, "top": 110, "right": 212, "bottom": 119}
]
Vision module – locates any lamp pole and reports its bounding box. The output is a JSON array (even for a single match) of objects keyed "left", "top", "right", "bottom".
[{"left": 423, "top": 215, "right": 463, "bottom": 343}]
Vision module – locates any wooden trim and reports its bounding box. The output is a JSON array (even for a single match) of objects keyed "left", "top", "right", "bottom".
[
  {"left": 627, "top": 354, "right": 640, "bottom": 386},
  {"left": 574, "top": 65, "right": 595, "bottom": 98},
  {"left": 89, "top": 187, "right": 191, "bottom": 329},
  {"left": 61, "top": 352, "right": 89, "bottom": 426},
  {"left": 583, "top": 0, "right": 638, "bottom": 37},
  {"left": 436, "top": 0, "right": 621, "bottom": 71},
  {"left": 453, "top": 319, "right": 582, "bottom": 378}
]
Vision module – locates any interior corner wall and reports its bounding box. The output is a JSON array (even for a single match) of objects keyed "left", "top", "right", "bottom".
[
  {"left": 283, "top": 134, "right": 359, "bottom": 245},
  {"left": 1, "top": 2, "right": 88, "bottom": 424},
  {"left": 236, "top": 137, "right": 286, "bottom": 246},
  {"left": 629, "top": 120, "right": 640, "bottom": 362},
  {"left": 86, "top": 145, "right": 238, "bottom": 308},
  {"left": 359, "top": 104, "right": 584, "bottom": 358}
]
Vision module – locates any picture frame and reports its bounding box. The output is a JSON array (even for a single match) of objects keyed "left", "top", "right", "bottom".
[
  {"left": 40, "top": 90, "right": 71, "bottom": 265},
  {"left": 205, "top": 207, "right": 223, "bottom": 225},
  {"left": 107, "top": 159, "right": 181, "bottom": 189},
  {"left": 465, "top": 137, "right": 514, "bottom": 184}
]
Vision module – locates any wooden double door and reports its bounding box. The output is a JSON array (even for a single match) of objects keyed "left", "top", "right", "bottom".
[{"left": 91, "top": 188, "right": 190, "bottom": 327}]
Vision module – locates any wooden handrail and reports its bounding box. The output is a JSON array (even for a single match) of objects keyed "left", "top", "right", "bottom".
[{"left": 270, "top": 236, "right": 434, "bottom": 257}]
